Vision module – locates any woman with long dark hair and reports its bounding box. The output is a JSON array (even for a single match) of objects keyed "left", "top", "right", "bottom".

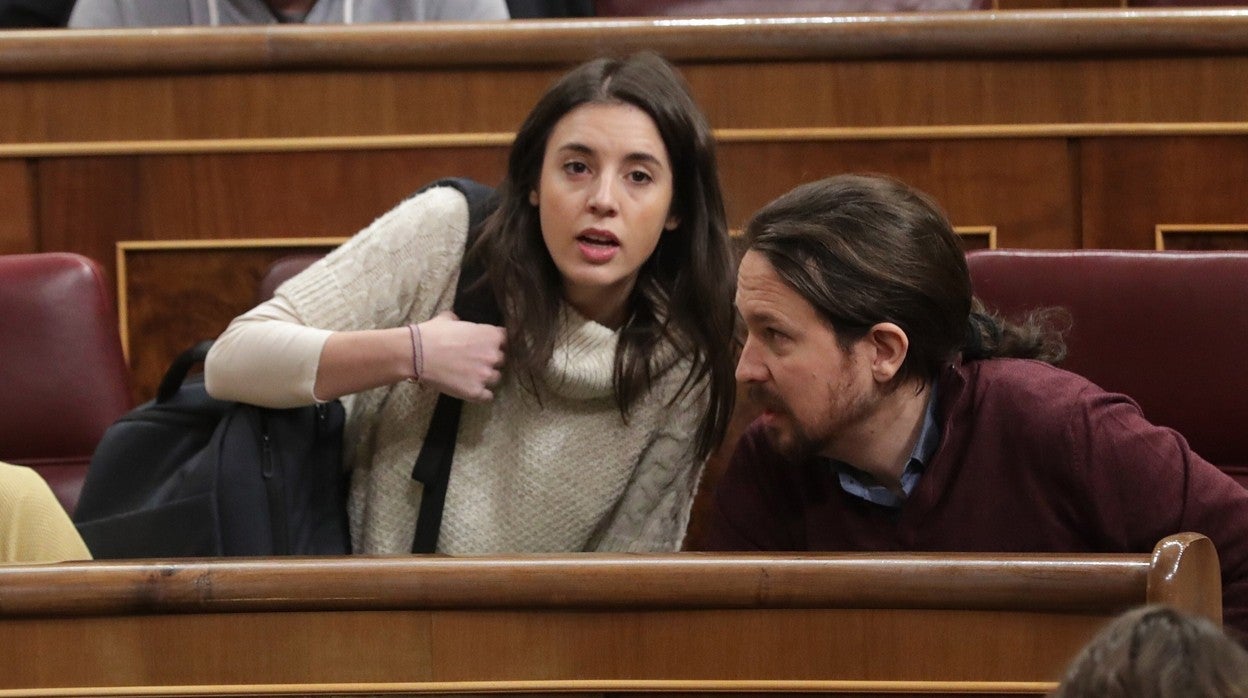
[{"left": 206, "top": 52, "right": 736, "bottom": 554}]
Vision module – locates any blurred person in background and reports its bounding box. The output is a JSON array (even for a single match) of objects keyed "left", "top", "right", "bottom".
[
  {"left": 1053, "top": 605, "right": 1248, "bottom": 697},
  {"left": 68, "top": 0, "right": 508, "bottom": 27}
]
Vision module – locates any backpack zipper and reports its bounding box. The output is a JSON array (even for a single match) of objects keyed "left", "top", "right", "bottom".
[{"left": 259, "top": 417, "right": 290, "bottom": 555}]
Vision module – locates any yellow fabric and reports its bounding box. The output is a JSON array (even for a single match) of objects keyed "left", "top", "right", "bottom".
[{"left": 0, "top": 462, "right": 92, "bottom": 563}]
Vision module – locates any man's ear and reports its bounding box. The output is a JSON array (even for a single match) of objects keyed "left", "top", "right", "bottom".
[{"left": 864, "top": 322, "right": 909, "bottom": 384}]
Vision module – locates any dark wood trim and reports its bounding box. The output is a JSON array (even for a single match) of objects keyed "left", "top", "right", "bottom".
[{"left": 5, "top": 9, "right": 1248, "bottom": 75}]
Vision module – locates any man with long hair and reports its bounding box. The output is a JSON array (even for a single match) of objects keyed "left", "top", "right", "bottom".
[{"left": 698, "top": 174, "right": 1248, "bottom": 639}]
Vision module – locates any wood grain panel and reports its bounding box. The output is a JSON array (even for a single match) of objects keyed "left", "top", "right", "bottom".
[
  {"left": 1081, "top": 136, "right": 1248, "bottom": 249},
  {"left": 34, "top": 157, "right": 141, "bottom": 279},
  {"left": 127, "top": 148, "right": 506, "bottom": 240},
  {"left": 716, "top": 139, "right": 1076, "bottom": 247},
  {"left": 428, "top": 608, "right": 1096, "bottom": 683},
  {"left": 8, "top": 56, "right": 1248, "bottom": 147},
  {"left": 691, "top": 56, "right": 1248, "bottom": 131},
  {"left": 0, "top": 159, "right": 34, "bottom": 254},
  {"left": 0, "top": 69, "right": 556, "bottom": 144},
  {"left": 119, "top": 240, "right": 343, "bottom": 402},
  {"left": 0, "top": 554, "right": 1159, "bottom": 616},
  {"left": 5, "top": 610, "right": 435, "bottom": 688},
  {"left": 36, "top": 148, "right": 508, "bottom": 287}
]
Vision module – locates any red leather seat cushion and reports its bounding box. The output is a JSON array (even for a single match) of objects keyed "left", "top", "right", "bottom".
[{"left": 967, "top": 250, "right": 1248, "bottom": 485}]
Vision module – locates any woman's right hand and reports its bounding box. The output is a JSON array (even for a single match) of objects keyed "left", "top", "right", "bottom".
[{"left": 417, "top": 311, "right": 507, "bottom": 402}]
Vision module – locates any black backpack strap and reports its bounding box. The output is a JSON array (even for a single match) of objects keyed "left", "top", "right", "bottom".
[
  {"left": 156, "top": 340, "right": 215, "bottom": 403},
  {"left": 408, "top": 178, "right": 500, "bottom": 553}
]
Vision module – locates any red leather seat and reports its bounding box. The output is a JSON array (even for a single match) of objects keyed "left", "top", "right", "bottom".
[
  {"left": 0, "top": 253, "right": 133, "bottom": 513},
  {"left": 966, "top": 250, "right": 1248, "bottom": 486}
]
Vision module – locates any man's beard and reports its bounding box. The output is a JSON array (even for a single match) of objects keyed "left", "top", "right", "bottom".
[
  {"left": 748, "top": 378, "right": 877, "bottom": 465},
  {"left": 749, "top": 385, "right": 821, "bottom": 463}
]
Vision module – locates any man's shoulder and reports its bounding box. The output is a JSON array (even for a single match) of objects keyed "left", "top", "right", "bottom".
[
  {"left": 946, "top": 358, "right": 1115, "bottom": 438},
  {"left": 959, "top": 358, "right": 1102, "bottom": 406}
]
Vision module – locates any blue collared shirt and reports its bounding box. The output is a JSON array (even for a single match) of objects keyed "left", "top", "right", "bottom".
[{"left": 832, "top": 384, "right": 940, "bottom": 508}]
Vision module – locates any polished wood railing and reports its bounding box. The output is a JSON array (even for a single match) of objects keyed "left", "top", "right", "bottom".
[
  {"left": 5, "top": 10, "right": 1248, "bottom": 74},
  {"left": 0, "top": 533, "right": 1221, "bottom": 696}
]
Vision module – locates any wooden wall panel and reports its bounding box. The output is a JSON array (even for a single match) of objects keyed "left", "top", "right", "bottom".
[
  {"left": 0, "top": 159, "right": 34, "bottom": 255},
  {"left": 686, "top": 56, "right": 1248, "bottom": 130},
  {"left": 1081, "top": 136, "right": 1248, "bottom": 249},
  {"left": 35, "top": 156, "right": 142, "bottom": 275},
  {"left": 0, "top": 69, "right": 557, "bottom": 144},
  {"left": 717, "top": 139, "right": 1076, "bottom": 247},
  {"left": 120, "top": 241, "right": 342, "bottom": 402},
  {"left": 0, "top": 608, "right": 1087, "bottom": 693},
  {"left": 7, "top": 52, "right": 1248, "bottom": 145},
  {"left": 37, "top": 147, "right": 508, "bottom": 287},
  {"left": 428, "top": 608, "right": 1095, "bottom": 683},
  {"left": 8, "top": 610, "right": 437, "bottom": 688}
]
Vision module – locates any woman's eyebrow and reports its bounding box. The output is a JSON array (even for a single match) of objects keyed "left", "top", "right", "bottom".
[{"left": 554, "top": 143, "right": 665, "bottom": 169}]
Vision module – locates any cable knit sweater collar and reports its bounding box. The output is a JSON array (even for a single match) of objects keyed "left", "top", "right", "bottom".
[{"left": 545, "top": 305, "right": 683, "bottom": 400}]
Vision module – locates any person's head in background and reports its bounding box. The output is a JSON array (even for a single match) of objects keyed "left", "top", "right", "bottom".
[
  {"left": 479, "top": 51, "right": 736, "bottom": 459},
  {"left": 1053, "top": 605, "right": 1248, "bottom": 698}
]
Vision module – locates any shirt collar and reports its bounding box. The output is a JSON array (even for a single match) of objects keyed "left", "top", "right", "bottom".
[{"left": 833, "top": 382, "right": 940, "bottom": 508}]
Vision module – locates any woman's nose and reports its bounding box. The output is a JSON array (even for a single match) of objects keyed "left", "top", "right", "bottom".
[{"left": 587, "top": 177, "right": 618, "bottom": 216}]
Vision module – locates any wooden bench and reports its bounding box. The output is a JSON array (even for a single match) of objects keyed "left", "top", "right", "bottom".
[{"left": 0, "top": 532, "right": 1220, "bottom": 696}]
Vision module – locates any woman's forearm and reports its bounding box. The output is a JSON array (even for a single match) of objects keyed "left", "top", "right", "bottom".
[{"left": 313, "top": 327, "right": 415, "bottom": 401}]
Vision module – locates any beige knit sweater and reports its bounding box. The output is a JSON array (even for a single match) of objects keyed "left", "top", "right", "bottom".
[
  {"left": 0, "top": 462, "right": 92, "bottom": 563},
  {"left": 206, "top": 186, "right": 707, "bottom": 554}
]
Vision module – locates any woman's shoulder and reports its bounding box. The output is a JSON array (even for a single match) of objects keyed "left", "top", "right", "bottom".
[
  {"left": 325, "top": 184, "right": 472, "bottom": 274},
  {"left": 387, "top": 184, "right": 472, "bottom": 237}
]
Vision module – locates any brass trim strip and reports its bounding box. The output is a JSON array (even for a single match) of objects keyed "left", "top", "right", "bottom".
[
  {"left": 115, "top": 237, "right": 347, "bottom": 361},
  {"left": 0, "top": 678, "right": 1061, "bottom": 697},
  {"left": 956, "top": 225, "right": 998, "bottom": 250},
  {"left": 6, "top": 122, "right": 1248, "bottom": 158},
  {"left": 1155, "top": 223, "right": 1248, "bottom": 250}
]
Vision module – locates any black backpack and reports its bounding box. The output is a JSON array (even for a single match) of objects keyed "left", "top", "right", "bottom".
[
  {"left": 74, "top": 178, "right": 499, "bottom": 558},
  {"left": 74, "top": 345, "right": 351, "bottom": 558}
]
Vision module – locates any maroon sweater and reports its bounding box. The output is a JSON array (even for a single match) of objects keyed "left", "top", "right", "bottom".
[{"left": 700, "top": 359, "right": 1248, "bottom": 636}]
